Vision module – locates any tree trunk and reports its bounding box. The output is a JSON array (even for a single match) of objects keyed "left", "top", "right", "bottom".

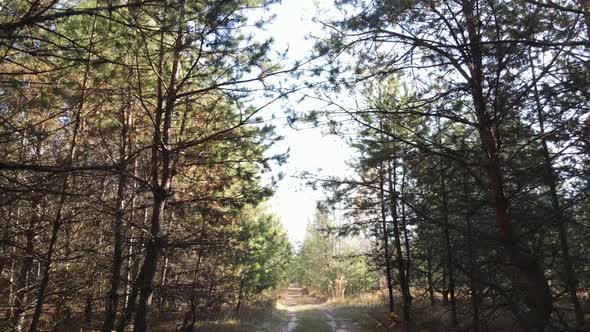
[
  {"left": 427, "top": 246, "right": 435, "bottom": 306},
  {"left": 132, "top": 2, "right": 185, "bottom": 328},
  {"left": 181, "top": 267, "right": 200, "bottom": 332},
  {"left": 529, "top": 51, "right": 584, "bottom": 328},
  {"left": 379, "top": 162, "right": 396, "bottom": 313},
  {"left": 441, "top": 264, "right": 449, "bottom": 305},
  {"left": 461, "top": 1, "right": 553, "bottom": 328},
  {"left": 28, "top": 218, "right": 60, "bottom": 332},
  {"left": 464, "top": 173, "right": 480, "bottom": 332},
  {"left": 440, "top": 172, "right": 458, "bottom": 327},
  {"left": 27, "top": 13, "right": 95, "bottom": 331},
  {"left": 102, "top": 99, "right": 132, "bottom": 332},
  {"left": 116, "top": 209, "right": 144, "bottom": 332},
  {"left": 387, "top": 159, "right": 411, "bottom": 327},
  {"left": 580, "top": 0, "right": 590, "bottom": 44},
  {"left": 181, "top": 238, "right": 203, "bottom": 332},
  {"left": 11, "top": 202, "right": 39, "bottom": 330},
  {"left": 117, "top": 278, "right": 139, "bottom": 332},
  {"left": 400, "top": 163, "right": 411, "bottom": 293},
  {"left": 133, "top": 195, "right": 165, "bottom": 332},
  {"left": 235, "top": 277, "right": 245, "bottom": 316}
]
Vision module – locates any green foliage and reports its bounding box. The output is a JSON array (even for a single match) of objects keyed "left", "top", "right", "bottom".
[
  {"left": 296, "top": 208, "right": 377, "bottom": 298},
  {"left": 236, "top": 212, "right": 293, "bottom": 297}
]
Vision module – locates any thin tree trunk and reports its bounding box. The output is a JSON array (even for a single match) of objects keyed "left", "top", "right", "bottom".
[
  {"left": 379, "top": 162, "right": 395, "bottom": 313},
  {"left": 117, "top": 278, "right": 139, "bottom": 332},
  {"left": 441, "top": 264, "right": 449, "bottom": 305},
  {"left": 28, "top": 216, "right": 61, "bottom": 332},
  {"left": 8, "top": 250, "right": 15, "bottom": 318},
  {"left": 427, "top": 246, "right": 435, "bottom": 306},
  {"left": 181, "top": 265, "right": 200, "bottom": 332},
  {"left": 387, "top": 159, "right": 411, "bottom": 327},
  {"left": 133, "top": 197, "right": 165, "bottom": 332},
  {"left": 116, "top": 209, "right": 145, "bottom": 332},
  {"left": 157, "top": 255, "right": 169, "bottom": 307},
  {"left": 124, "top": 217, "right": 137, "bottom": 309},
  {"left": 400, "top": 163, "right": 411, "bottom": 292},
  {"left": 463, "top": 172, "right": 480, "bottom": 331},
  {"left": 440, "top": 171, "right": 458, "bottom": 327},
  {"left": 102, "top": 96, "right": 132, "bottom": 332},
  {"left": 181, "top": 221, "right": 206, "bottom": 332},
  {"left": 580, "top": 0, "right": 590, "bottom": 44},
  {"left": 116, "top": 164, "right": 140, "bottom": 332},
  {"left": 11, "top": 201, "right": 39, "bottom": 330},
  {"left": 235, "top": 277, "right": 245, "bottom": 316},
  {"left": 27, "top": 12, "right": 94, "bottom": 329}
]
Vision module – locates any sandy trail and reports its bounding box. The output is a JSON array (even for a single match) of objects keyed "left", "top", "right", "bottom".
[
  {"left": 276, "top": 285, "right": 322, "bottom": 331},
  {"left": 276, "top": 285, "right": 353, "bottom": 332},
  {"left": 323, "top": 309, "right": 348, "bottom": 332}
]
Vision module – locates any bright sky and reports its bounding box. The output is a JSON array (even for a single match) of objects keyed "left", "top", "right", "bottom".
[{"left": 256, "top": 0, "right": 355, "bottom": 246}]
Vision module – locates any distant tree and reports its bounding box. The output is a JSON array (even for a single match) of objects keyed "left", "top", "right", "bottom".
[{"left": 297, "top": 207, "right": 376, "bottom": 299}]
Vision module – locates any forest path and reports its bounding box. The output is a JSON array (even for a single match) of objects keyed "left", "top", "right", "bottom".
[{"left": 275, "top": 285, "right": 354, "bottom": 332}]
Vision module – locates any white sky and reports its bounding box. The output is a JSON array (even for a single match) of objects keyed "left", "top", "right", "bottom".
[{"left": 255, "top": 0, "right": 355, "bottom": 246}]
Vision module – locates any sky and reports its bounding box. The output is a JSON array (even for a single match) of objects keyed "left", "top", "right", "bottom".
[{"left": 252, "top": 0, "right": 355, "bottom": 245}]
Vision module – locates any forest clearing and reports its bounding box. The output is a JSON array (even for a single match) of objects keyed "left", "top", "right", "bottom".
[{"left": 1, "top": 0, "right": 589, "bottom": 331}]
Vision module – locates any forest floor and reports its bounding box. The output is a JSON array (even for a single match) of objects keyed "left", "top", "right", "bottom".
[
  {"left": 275, "top": 285, "right": 389, "bottom": 332},
  {"left": 43, "top": 287, "right": 469, "bottom": 331}
]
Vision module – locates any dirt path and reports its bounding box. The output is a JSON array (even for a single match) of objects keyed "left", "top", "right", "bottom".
[
  {"left": 276, "top": 285, "right": 321, "bottom": 331},
  {"left": 323, "top": 309, "right": 348, "bottom": 332},
  {"left": 276, "top": 285, "right": 355, "bottom": 332}
]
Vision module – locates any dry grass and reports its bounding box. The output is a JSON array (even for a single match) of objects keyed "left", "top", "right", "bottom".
[
  {"left": 26, "top": 301, "right": 288, "bottom": 332},
  {"left": 322, "top": 290, "right": 522, "bottom": 332},
  {"left": 150, "top": 304, "right": 288, "bottom": 332}
]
